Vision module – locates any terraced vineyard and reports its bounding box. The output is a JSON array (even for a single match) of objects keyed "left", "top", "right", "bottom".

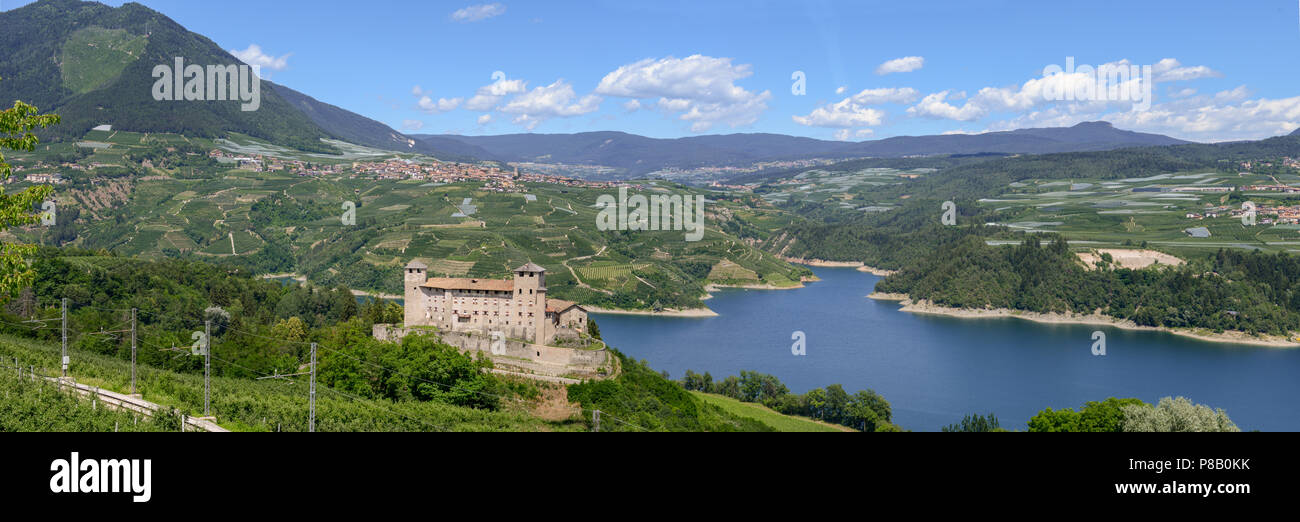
[
  {"left": 0, "top": 363, "right": 173, "bottom": 432},
  {"left": 10, "top": 131, "right": 811, "bottom": 310},
  {"left": 0, "top": 334, "right": 570, "bottom": 432}
]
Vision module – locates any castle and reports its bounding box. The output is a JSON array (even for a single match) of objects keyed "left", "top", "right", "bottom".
[{"left": 403, "top": 260, "right": 588, "bottom": 346}]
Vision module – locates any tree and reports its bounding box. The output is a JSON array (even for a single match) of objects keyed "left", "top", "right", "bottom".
[
  {"left": 714, "top": 375, "right": 741, "bottom": 399},
  {"left": 1027, "top": 407, "right": 1081, "bottom": 432},
  {"left": 738, "top": 370, "right": 788, "bottom": 404},
  {"left": 847, "top": 389, "right": 892, "bottom": 431},
  {"left": 942, "top": 413, "right": 1002, "bottom": 432},
  {"left": 271, "top": 316, "right": 307, "bottom": 342},
  {"left": 1121, "top": 396, "right": 1239, "bottom": 432},
  {"left": 0, "top": 78, "right": 60, "bottom": 302}
]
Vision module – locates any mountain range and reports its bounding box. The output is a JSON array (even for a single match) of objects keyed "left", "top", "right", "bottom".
[
  {"left": 419, "top": 122, "right": 1192, "bottom": 174},
  {"left": 2, "top": 0, "right": 1276, "bottom": 176},
  {"left": 0, "top": 0, "right": 462, "bottom": 157}
]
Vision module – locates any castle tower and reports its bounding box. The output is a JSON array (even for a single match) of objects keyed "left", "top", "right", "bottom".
[
  {"left": 513, "top": 262, "right": 547, "bottom": 344},
  {"left": 404, "top": 260, "right": 427, "bottom": 326}
]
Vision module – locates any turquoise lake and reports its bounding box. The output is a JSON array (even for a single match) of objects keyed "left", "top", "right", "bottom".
[{"left": 593, "top": 267, "right": 1300, "bottom": 432}]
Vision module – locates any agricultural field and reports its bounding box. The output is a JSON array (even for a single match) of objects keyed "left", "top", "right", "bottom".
[
  {"left": 757, "top": 166, "right": 925, "bottom": 211},
  {"left": 0, "top": 364, "right": 173, "bottom": 432},
  {"left": 9, "top": 129, "right": 812, "bottom": 311},
  {"left": 0, "top": 334, "right": 566, "bottom": 432},
  {"left": 978, "top": 171, "right": 1300, "bottom": 257}
]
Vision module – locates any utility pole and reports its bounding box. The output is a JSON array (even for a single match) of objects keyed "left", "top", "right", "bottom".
[
  {"left": 204, "top": 320, "right": 211, "bottom": 417},
  {"left": 60, "top": 298, "right": 67, "bottom": 378},
  {"left": 593, "top": 409, "right": 601, "bottom": 432},
  {"left": 309, "top": 342, "right": 316, "bottom": 433},
  {"left": 130, "top": 308, "right": 137, "bottom": 395}
]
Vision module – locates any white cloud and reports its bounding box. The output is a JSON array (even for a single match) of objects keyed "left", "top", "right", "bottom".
[
  {"left": 833, "top": 128, "right": 875, "bottom": 141},
  {"left": 792, "top": 88, "right": 917, "bottom": 129},
  {"left": 499, "top": 80, "right": 603, "bottom": 129},
  {"left": 905, "top": 56, "right": 1278, "bottom": 140},
  {"left": 477, "top": 114, "right": 493, "bottom": 125},
  {"left": 596, "top": 54, "right": 771, "bottom": 132},
  {"left": 908, "top": 90, "right": 987, "bottom": 121},
  {"left": 1152, "top": 58, "right": 1222, "bottom": 82},
  {"left": 417, "top": 96, "right": 463, "bottom": 113},
  {"left": 656, "top": 98, "right": 691, "bottom": 112},
  {"left": 451, "top": 3, "right": 506, "bottom": 23},
  {"left": 623, "top": 99, "right": 643, "bottom": 112},
  {"left": 847, "top": 87, "right": 920, "bottom": 105},
  {"left": 465, "top": 76, "right": 528, "bottom": 111},
  {"left": 401, "top": 120, "right": 425, "bottom": 131},
  {"left": 906, "top": 58, "right": 1201, "bottom": 122},
  {"left": 1214, "top": 85, "right": 1250, "bottom": 103},
  {"left": 876, "top": 56, "right": 924, "bottom": 75},
  {"left": 982, "top": 92, "right": 1300, "bottom": 142},
  {"left": 228, "top": 44, "right": 291, "bottom": 76},
  {"left": 835, "top": 86, "right": 847, "bottom": 95},
  {"left": 1107, "top": 95, "right": 1300, "bottom": 141}
]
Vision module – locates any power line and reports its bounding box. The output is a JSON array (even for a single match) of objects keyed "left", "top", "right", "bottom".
[
  {"left": 209, "top": 353, "right": 450, "bottom": 432},
  {"left": 77, "top": 304, "right": 135, "bottom": 313},
  {"left": 224, "top": 326, "right": 315, "bottom": 346},
  {"left": 22, "top": 299, "right": 647, "bottom": 431}
]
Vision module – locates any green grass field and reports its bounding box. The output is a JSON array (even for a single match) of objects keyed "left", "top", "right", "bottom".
[{"left": 690, "top": 391, "right": 851, "bottom": 432}]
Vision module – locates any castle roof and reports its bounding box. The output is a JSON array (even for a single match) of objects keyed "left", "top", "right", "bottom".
[
  {"left": 421, "top": 277, "right": 515, "bottom": 292},
  {"left": 406, "top": 259, "right": 428, "bottom": 269},
  {"left": 514, "top": 262, "right": 547, "bottom": 273},
  {"left": 546, "top": 299, "right": 583, "bottom": 314}
]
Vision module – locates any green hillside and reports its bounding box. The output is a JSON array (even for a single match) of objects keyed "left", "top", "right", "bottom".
[
  {"left": 5, "top": 128, "right": 809, "bottom": 311},
  {"left": 0, "top": 250, "right": 804, "bottom": 432},
  {"left": 0, "top": 333, "right": 568, "bottom": 432},
  {"left": 691, "top": 391, "right": 851, "bottom": 432},
  {"left": 0, "top": 0, "right": 337, "bottom": 153},
  {"left": 60, "top": 26, "right": 148, "bottom": 95}
]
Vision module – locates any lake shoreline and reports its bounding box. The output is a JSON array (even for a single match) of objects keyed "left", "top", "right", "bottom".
[
  {"left": 260, "top": 273, "right": 306, "bottom": 282},
  {"left": 856, "top": 265, "right": 899, "bottom": 276},
  {"left": 781, "top": 257, "right": 898, "bottom": 276},
  {"left": 780, "top": 256, "right": 864, "bottom": 268},
  {"left": 590, "top": 280, "right": 815, "bottom": 318},
  {"left": 586, "top": 306, "right": 719, "bottom": 318},
  {"left": 704, "top": 282, "right": 806, "bottom": 292},
  {"left": 868, "top": 292, "right": 1299, "bottom": 348}
]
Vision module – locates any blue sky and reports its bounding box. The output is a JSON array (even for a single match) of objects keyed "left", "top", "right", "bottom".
[{"left": 5, "top": 0, "right": 1300, "bottom": 141}]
